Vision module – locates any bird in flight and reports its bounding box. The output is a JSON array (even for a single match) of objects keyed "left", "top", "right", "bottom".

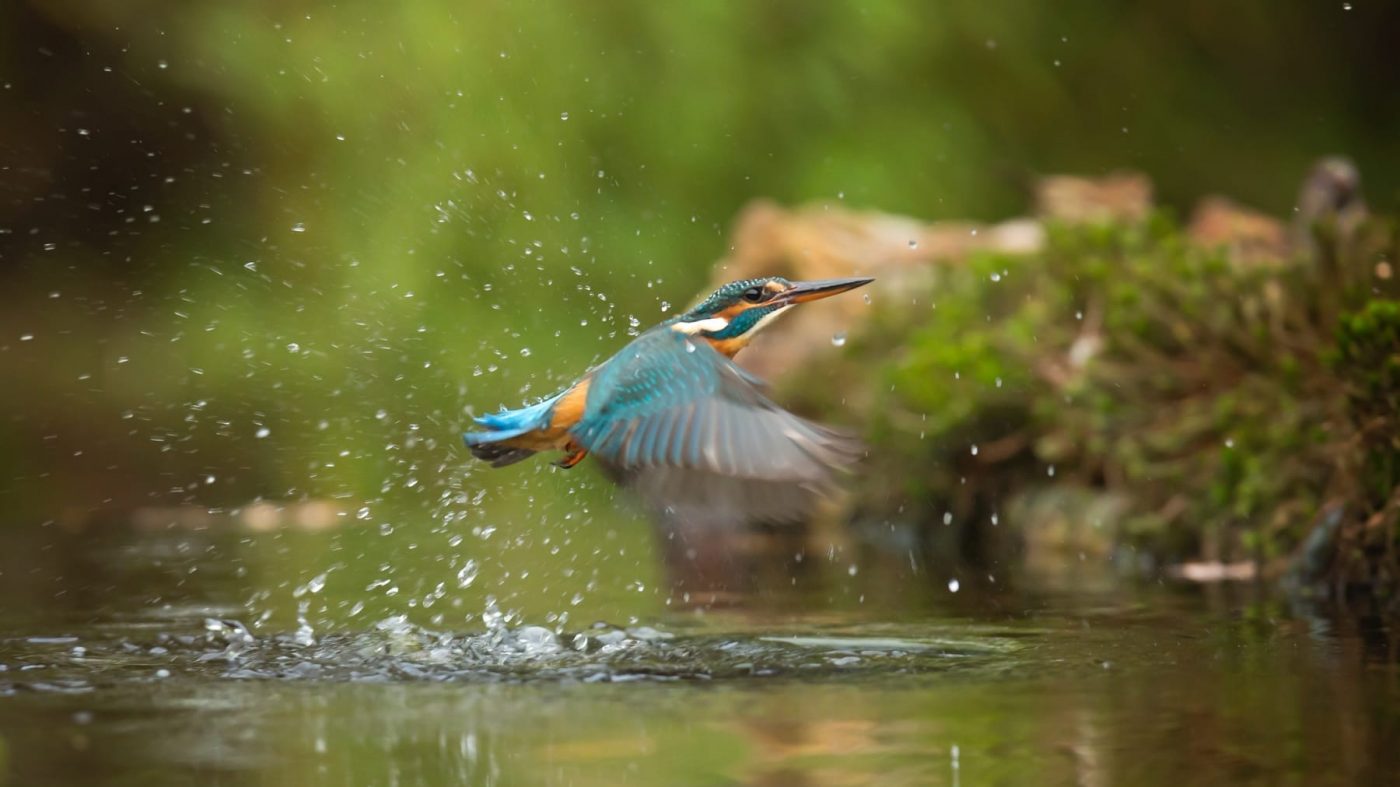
[{"left": 463, "top": 276, "right": 872, "bottom": 525}]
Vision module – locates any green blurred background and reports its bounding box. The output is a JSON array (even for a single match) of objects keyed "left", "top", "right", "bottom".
[{"left": 2, "top": 1, "right": 1398, "bottom": 625}]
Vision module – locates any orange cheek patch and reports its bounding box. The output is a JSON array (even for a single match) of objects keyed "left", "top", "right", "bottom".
[{"left": 717, "top": 303, "right": 750, "bottom": 321}]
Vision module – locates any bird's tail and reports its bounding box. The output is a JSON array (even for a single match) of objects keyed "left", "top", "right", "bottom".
[{"left": 462, "top": 395, "right": 559, "bottom": 468}]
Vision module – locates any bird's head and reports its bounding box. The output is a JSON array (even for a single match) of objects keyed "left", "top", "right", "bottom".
[{"left": 671, "top": 276, "right": 873, "bottom": 354}]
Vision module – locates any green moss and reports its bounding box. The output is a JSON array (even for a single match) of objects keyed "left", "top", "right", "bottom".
[
  {"left": 1332, "top": 300, "right": 1400, "bottom": 520},
  {"left": 789, "top": 212, "right": 1400, "bottom": 588}
]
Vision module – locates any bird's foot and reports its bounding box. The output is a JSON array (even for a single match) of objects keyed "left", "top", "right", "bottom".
[{"left": 555, "top": 449, "right": 588, "bottom": 469}]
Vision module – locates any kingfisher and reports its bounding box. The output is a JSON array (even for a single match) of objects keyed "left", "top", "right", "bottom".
[{"left": 463, "top": 276, "right": 872, "bottom": 524}]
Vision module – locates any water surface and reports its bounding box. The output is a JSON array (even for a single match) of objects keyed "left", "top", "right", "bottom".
[{"left": 0, "top": 520, "right": 1396, "bottom": 786}]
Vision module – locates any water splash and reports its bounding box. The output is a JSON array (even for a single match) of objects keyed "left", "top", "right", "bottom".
[{"left": 2, "top": 616, "right": 1022, "bottom": 687}]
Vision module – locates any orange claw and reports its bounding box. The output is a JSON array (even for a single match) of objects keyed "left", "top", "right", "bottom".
[{"left": 555, "top": 448, "right": 588, "bottom": 469}]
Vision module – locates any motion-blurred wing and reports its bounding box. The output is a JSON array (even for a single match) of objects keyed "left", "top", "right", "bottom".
[{"left": 573, "top": 329, "right": 861, "bottom": 524}]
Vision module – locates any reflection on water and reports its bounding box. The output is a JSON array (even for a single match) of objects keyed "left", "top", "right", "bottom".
[{"left": 0, "top": 518, "right": 1397, "bottom": 786}]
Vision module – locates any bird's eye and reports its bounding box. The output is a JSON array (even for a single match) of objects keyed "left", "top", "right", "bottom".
[{"left": 741, "top": 287, "right": 764, "bottom": 303}]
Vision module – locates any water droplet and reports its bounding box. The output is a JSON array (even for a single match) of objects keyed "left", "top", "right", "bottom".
[
  {"left": 294, "top": 572, "right": 328, "bottom": 598},
  {"left": 290, "top": 222, "right": 306, "bottom": 233},
  {"left": 831, "top": 332, "right": 847, "bottom": 347},
  {"left": 848, "top": 564, "right": 859, "bottom": 576},
  {"left": 947, "top": 579, "right": 960, "bottom": 593},
  {"left": 255, "top": 426, "right": 271, "bottom": 439},
  {"left": 19, "top": 333, "right": 33, "bottom": 342},
  {"left": 456, "top": 559, "right": 479, "bottom": 588},
  {"left": 908, "top": 239, "right": 918, "bottom": 249},
  {"left": 863, "top": 293, "right": 872, "bottom": 305},
  {"left": 685, "top": 341, "right": 697, "bottom": 353},
  {"left": 1224, "top": 438, "right": 1235, "bottom": 448},
  {"left": 1343, "top": 2, "right": 1353, "bottom": 9},
  {"left": 989, "top": 272, "right": 1001, "bottom": 282},
  {"left": 286, "top": 342, "right": 300, "bottom": 353},
  {"left": 1047, "top": 464, "right": 1056, "bottom": 477},
  {"left": 157, "top": 60, "right": 168, "bottom": 70},
  {"left": 560, "top": 111, "right": 570, "bottom": 120},
  {"left": 970, "top": 444, "right": 979, "bottom": 456}
]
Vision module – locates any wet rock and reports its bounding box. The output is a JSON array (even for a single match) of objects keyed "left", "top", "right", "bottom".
[
  {"left": 1292, "top": 156, "right": 1368, "bottom": 252},
  {"left": 1188, "top": 156, "right": 1371, "bottom": 267},
  {"left": 1167, "top": 561, "right": 1258, "bottom": 582},
  {"left": 1187, "top": 196, "right": 1289, "bottom": 265},
  {"left": 1034, "top": 171, "right": 1154, "bottom": 224}
]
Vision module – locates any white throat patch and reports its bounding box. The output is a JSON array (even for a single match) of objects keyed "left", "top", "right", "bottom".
[
  {"left": 671, "top": 316, "right": 730, "bottom": 335},
  {"left": 748, "top": 304, "right": 792, "bottom": 336}
]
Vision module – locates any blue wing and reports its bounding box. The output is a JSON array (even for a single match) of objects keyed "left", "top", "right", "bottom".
[{"left": 573, "top": 328, "right": 861, "bottom": 524}]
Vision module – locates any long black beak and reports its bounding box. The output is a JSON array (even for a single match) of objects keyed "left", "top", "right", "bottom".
[{"left": 778, "top": 276, "right": 875, "bottom": 305}]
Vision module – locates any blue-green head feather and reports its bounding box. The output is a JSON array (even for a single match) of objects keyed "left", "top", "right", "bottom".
[
  {"left": 669, "top": 275, "right": 873, "bottom": 342},
  {"left": 682, "top": 277, "right": 790, "bottom": 319}
]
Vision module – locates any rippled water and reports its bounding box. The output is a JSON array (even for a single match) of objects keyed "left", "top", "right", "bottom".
[{"left": 0, "top": 521, "right": 1397, "bottom": 786}]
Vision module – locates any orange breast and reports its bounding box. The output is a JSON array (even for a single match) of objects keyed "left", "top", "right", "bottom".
[{"left": 706, "top": 336, "right": 749, "bottom": 358}]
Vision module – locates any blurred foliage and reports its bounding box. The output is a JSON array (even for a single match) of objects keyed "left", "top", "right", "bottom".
[
  {"left": 789, "top": 211, "right": 1399, "bottom": 586},
  {"left": 2, "top": 0, "right": 1400, "bottom": 525}
]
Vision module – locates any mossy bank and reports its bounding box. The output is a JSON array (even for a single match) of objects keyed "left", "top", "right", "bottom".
[{"left": 784, "top": 210, "right": 1399, "bottom": 596}]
